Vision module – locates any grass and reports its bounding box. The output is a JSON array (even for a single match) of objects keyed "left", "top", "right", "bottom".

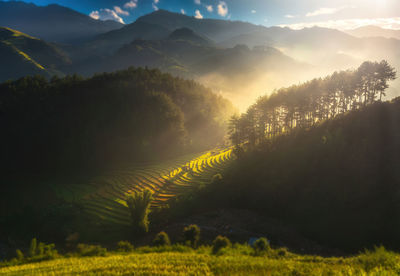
[
  {"left": 1, "top": 245, "right": 399, "bottom": 275},
  {"left": 52, "top": 148, "right": 234, "bottom": 227}
]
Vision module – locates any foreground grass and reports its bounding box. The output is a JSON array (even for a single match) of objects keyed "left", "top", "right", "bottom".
[{"left": 1, "top": 245, "right": 399, "bottom": 275}]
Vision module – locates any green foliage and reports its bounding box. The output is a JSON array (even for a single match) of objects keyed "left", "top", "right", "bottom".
[
  {"left": 229, "top": 60, "right": 396, "bottom": 146},
  {"left": 211, "top": 174, "right": 223, "bottom": 185},
  {"left": 208, "top": 99, "right": 400, "bottom": 251},
  {"left": 0, "top": 68, "right": 234, "bottom": 176},
  {"left": 253, "top": 238, "right": 270, "bottom": 255},
  {"left": 126, "top": 189, "right": 153, "bottom": 234},
  {"left": 15, "top": 250, "right": 24, "bottom": 261},
  {"left": 116, "top": 241, "right": 134, "bottom": 252},
  {"left": 212, "top": 235, "right": 231, "bottom": 254},
  {"left": 357, "top": 246, "right": 400, "bottom": 272},
  {"left": 183, "top": 224, "right": 201, "bottom": 248},
  {"left": 76, "top": 244, "right": 107, "bottom": 257},
  {"left": 29, "top": 238, "right": 37, "bottom": 257},
  {"left": 153, "top": 232, "right": 171, "bottom": 247}
]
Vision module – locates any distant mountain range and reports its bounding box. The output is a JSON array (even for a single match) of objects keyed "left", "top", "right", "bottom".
[
  {"left": 346, "top": 26, "right": 400, "bottom": 40},
  {"left": 0, "top": 3, "right": 399, "bottom": 107},
  {"left": 0, "top": 1, "right": 122, "bottom": 43}
]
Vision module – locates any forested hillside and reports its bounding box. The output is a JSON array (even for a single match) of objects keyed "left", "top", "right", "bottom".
[
  {"left": 0, "top": 68, "right": 234, "bottom": 177},
  {"left": 182, "top": 61, "right": 400, "bottom": 252}
]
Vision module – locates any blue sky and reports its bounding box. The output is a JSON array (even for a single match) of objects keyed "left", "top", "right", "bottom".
[{"left": 11, "top": 0, "right": 400, "bottom": 29}]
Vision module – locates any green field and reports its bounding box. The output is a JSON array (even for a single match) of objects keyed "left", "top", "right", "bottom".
[
  {"left": 53, "top": 148, "right": 234, "bottom": 227},
  {"left": 1, "top": 245, "right": 399, "bottom": 275}
]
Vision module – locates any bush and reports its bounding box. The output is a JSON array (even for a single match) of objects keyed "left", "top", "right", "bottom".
[
  {"left": 358, "top": 246, "right": 399, "bottom": 271},
  {"left": 212, "top": 235, "right": 231, "bottom": 254},
  {"left": 76, "top": 244, "right": 107, "bottom": 257},
  {"left": 183, "top": 224, "right": 201, "bottom": 248},
  {"left": 153, "top": 231, "right": 171, "bottom": 247},
  {"left": 15, "top": 250, "right": 24, "bottom": 261},
  {"left": 29, "top": 238, "right": 37, "bottom": 257},
  {"left": 211, "top": 174, "right": 223, "bottom": 185},
  {"left": 26, "top": 238, "right": 58, "bottom": 260},
  {"left": 126, "top": 190, "right": 153, "bottom": 234},
  {"left": 117, "top": 241, "right": 134, "bottom": 252},
  {"left": 253, "top": 238, "right": 270, "bottom": 255}
]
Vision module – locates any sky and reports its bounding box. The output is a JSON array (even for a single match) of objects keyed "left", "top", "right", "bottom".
[{"left": 12, "top": 0, "right": 400, "bottom": 30}]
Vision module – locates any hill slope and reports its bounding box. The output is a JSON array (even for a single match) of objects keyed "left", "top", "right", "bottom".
[
  {"left": 0, "top": 27, "right": 70, "bottom": 81},
  {"left": 0, "top": 1, "right": 122, "bottom": 43}
]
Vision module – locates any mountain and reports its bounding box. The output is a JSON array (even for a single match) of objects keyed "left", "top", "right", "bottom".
[
  {"left": 0, "top": 27, "right": 70, "bottom": 82},
  {"left": 167, "top": 28, "right": 213, "bottom": 46},
  {"left": 346, "top": 26, "right": 400, "bottom": 40},
  {"left": 0, "top": 1, "right": 123, "bottom": 44},
  {"left": 137, "top": 9, "right": 266, "bottom": 42}
]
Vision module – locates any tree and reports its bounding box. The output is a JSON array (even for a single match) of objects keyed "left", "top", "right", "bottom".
[
  {"left": 126, "top": 189, "right": 153, "bottom": 234},
  {"left": 212, "top": 235, "right": 231, "bottom": 254},
  {"left": 153, "top": 231, "right": 171, "bottom": 247},
  {"left": 253, "top": 237, "right": 270, "bottom": 255},
  {"left": 183, "top": 224, "right": 201, "bottom": 248}
]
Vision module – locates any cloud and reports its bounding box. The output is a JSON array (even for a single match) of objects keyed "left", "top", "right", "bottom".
[
  {"left": 194, "top": 9, "right": 203, "bottom": 19},
  {"left": 279, "top": 17, "right": 400, "bottom": 30},
  {"left": 217, "top": 1, "right": 228, "bottom": 17},
  {"left": 124, "top": 0, "right": 137, "bottom": 9},
  {"left": 181, "top": 9, "right": 185, "bottom": 14},
  {"left": 306, "top": 6, "right": 350, "bottom": 17},
  {"left": 206, "top": 5, "right": 213, "bottom": 12},
  {"left": 114, "top": 6, "right": 129, "bottom": 16},
  {"left": 89, "top": 9, "right": 125, "bottom": 24},
  {"left": 285, "top": 14, "right": 295, "bottom": 18},
  {"left": 251, "top": 10, "right": 256, "bottom": 14},
  {"left": 194, "top": 0, "right": 201, "bottom": 5},
  {"left": 154, "top": 0, "right": 159, "bottom": 3},
  {"left": 152, "top": 3, "right": 158, "bottom": 10}
]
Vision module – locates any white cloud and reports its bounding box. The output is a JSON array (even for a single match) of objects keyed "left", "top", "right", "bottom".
[
  {"left": 251, "top": 10, "right": 256, "bottom": 14},
  {"left": 285, "top": 14, "right": 295, "bottom": 18},
  {"left": 124, "top": 0, "right": 137, "bottom": 9},
  {"left": 194, "top": 9, "right": 203, "bottom": 19},
  {"left": 279, "top": 17, "right": 400, "bottom": 30},
  {"left": 89, "top": 9, "right": 125, "bottom": 24},
  {"left": 154, "top": 0, "right": 159, "bottom": 3},
  {"left": 181, "top": 9, "right": 185, "bottom": 14},
  {"left": 152, "top": 3, "right": 159, "bottom": 10},
  {"left": 206, "top": 5, "right": 213, "bottom": 12},
  {"left": 217, "top": 1, "right": 228, "bottom": 17},
  {"left": 194, "top": 0, "right": 201, "bottom": 5},
  {"left": 114, "top": 6, "right": 129, "bottom": 16},
  {"left": 306, "top": 6, "right": 351, "bottom": 17}
]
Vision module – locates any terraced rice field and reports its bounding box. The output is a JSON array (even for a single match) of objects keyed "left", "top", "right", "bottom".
[{"left": 57, "top": 148, "right": 234, "bottom": 226}]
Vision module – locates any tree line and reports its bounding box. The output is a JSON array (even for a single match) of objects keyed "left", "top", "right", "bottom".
[
  {"left": 0, "top": 67, "right": 234, "bottom": 177},
  {"left": 229, "top": 60, "right": 396, "bottom": 146}
]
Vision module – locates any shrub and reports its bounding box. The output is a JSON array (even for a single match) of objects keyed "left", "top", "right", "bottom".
[
  {"left": 358, "top": 246, "right": 399, "bottom": 271},
  {"left": 253, "top": 237, "right": 270, "bottom": 255},
  {"left": 26, "top": 238, "right": 58, "bottom": 260},
  {"left": 126, "top": 189, "right": 153, "bottom": 234},
  {"left": 15, "top": 250, "right": 24, "bottom": 261},
  {"left": 29, "top": 238, "right": 37, "bottom": 257},
  {"left": 183, "top": 224, "right": 200, "bottom": 248},
  {"left": 153, "top": 232, "right": 171, "bottom": 247},
  {"left": 276, "top": 247, "right": 289, "bottom": 257},
  {"left": 212, "top": 235, "right": 231, "bottom": 254},
  {"left": 117, "top": 241, "right": 134, "bottom": 252},
  {"left": 76, "top": 244, "right": 107, "bottom": 257},
  {"left": 211, "top": 174, "right": 223, "bottom": 185}
]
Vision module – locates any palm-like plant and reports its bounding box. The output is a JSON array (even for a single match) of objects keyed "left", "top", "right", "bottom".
[{"left": 126, "top": 189, "right": 153, "bottom": 234}]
